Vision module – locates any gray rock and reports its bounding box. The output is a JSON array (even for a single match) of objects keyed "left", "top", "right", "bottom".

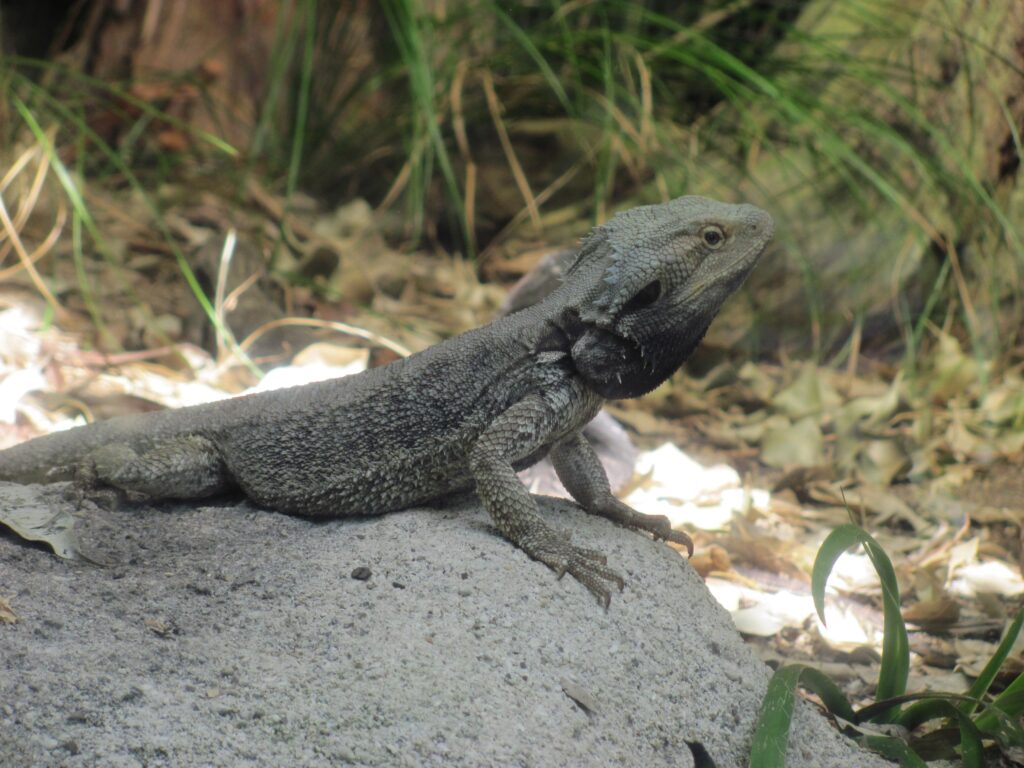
[{"left": 0, "top": 487, "right": 891, "bottom": 767}]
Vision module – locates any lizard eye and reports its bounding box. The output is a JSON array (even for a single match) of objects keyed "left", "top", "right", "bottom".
[
  {"left": 623, "top": 279, "right": 661, "bottom": 312},
  {"left": 702, "top": 226, "right": 725, "bottom": 248}
]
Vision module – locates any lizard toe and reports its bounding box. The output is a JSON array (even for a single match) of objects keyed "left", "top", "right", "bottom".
[
  {"left": 571, "top": 546, "right": 608, "bottom": 565},
  {"left": 665, "top": 528, "right": 694, "bottom": 557},
  {"left": 525, "top": 537, "right": 625, "bottom": 606},
  {"left": 626, "top": 511, "right": 694, "bottom": 557},
  {"left": 568, "top": 556, "right": 626, "bottom": 608}
]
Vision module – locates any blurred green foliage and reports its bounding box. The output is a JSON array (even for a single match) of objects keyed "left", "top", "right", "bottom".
[{"left": 4, "top": 0, "right": 1023, "bottom": 365}]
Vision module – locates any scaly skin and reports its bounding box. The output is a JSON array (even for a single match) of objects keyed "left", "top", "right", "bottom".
[{"left": 0, "top": 196, "right": 773, "bottom": 605}]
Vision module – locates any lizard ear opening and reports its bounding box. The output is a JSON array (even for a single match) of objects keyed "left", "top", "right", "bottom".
[{"left": 622, "top": 279, "right": 661, "bottom": 313}]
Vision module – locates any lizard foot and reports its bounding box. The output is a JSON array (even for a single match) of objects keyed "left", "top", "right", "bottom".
[
  {"left": 520, "top": 529, "right": 625, "bottom": 608},
  {"left": 589, "top": 498, "right": 694, "bottom": 557},
  {"left": 62, "top": 484, "right": 124, "bottom": 511},
  {"left": 59, "top": 461, "right": 109, "bottom": 510},
  {"left": 64, "top": 456, "right": 132, "bottom": 510}
]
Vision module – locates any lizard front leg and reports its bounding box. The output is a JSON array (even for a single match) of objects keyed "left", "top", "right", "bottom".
[
  {"left": 469, "top": 396, "right": 625, "bottom": 606},
  {"left": 549, "top": 432, "right": 694, "bottom": 556}
]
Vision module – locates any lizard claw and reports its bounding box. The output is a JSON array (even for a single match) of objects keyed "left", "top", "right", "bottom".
[
  {"left": 522, "top": 528, "right": 625, "bottom": 606},
  {"left": 609, "top": 501, "right": 694, "bottom": 557},
  {"left": 638, "top": 517, "right": 694, "bottom": 557},
  {"left": 662, "top": 527, "right": 694, "bottom": 558}
]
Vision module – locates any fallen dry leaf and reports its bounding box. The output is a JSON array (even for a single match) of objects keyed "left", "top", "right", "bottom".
[
  {"left": 903, "top": 595, "right": 961, "bottom": 630},
  {"left": 771, "top": 364, "right": 841, "bottom": 420},
  {"left": 0, "top": 484, "right": 88, "bottom": 561},
  {"left": 0, "top": 596, "right": 17, "bottom": 624},
  {"left": 761, "top": 416, "right": 824, "bottom": 468},
  {"left": 691, "top": 544, "right": 732, "bottom": 578},
  {"left": 144, "top": 617, "right": 177, "bottom": 637}
]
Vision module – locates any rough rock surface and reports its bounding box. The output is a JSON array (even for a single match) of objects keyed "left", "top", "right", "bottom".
[{"left": 0, "top": 484, "right": 892, "bottom": 767}]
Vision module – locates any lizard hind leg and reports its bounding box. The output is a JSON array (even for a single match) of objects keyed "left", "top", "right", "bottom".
[{"left": 80, "top": 435, "right": 235, "bottom": 500}]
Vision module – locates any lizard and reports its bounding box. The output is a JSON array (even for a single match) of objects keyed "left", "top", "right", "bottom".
[{"left": 0, "top": 195, "right": 773, "bottom": 605}]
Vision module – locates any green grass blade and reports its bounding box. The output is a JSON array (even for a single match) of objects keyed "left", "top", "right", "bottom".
[
  {"left": 286, "top": 0, "right": 317, "bottom": 201},
  {"left": 811, "top": 525, "right": 858, "bottom": 625},
  {"left": 894, "top": 698, "right": 966, "bottom": 730},
  {"left": 491, "top": 4, "right": 575, "bottom": 117},
  {"left": 856, "top": 734, "right": 928, "bottom": 768},
  {"left": 974, "top": 672, "right": 1024, "bottom": 737},
  {"left": 249, "top": 1, "right": 298, "bottom": 165},
  {"left": 10, "top": 83, "right": 260, "bottom": 376},
  {"left": 6, "top": 55, "right": 237, "bottom": 157},
  {"left": 380, "top": 0, "right": 466, "bottom": 249},
  {"left": 12, "top": 96, "right": 111, "bottom": 346},
  {"left": 977, "top": 692, "right": 1024, "bottom": 749},
  {"left": 811, "top": 523, "right": 909, "bottom": 719},
  {"left": 889, "top": 700, "right": 984, "bottom": 768},
  {"left": 749, "top": 665, "right": 800, "bottom": 768},
  {"left": 962, "top": 607, "right": 1024, "bottom": 716},
  {"left": 749, "top": 664, "right": 855, "bottom": 768}
]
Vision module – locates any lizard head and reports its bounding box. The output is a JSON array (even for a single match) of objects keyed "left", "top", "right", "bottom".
[{"left": 564, "top": 195, "right": 774, "bottom": 399}]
